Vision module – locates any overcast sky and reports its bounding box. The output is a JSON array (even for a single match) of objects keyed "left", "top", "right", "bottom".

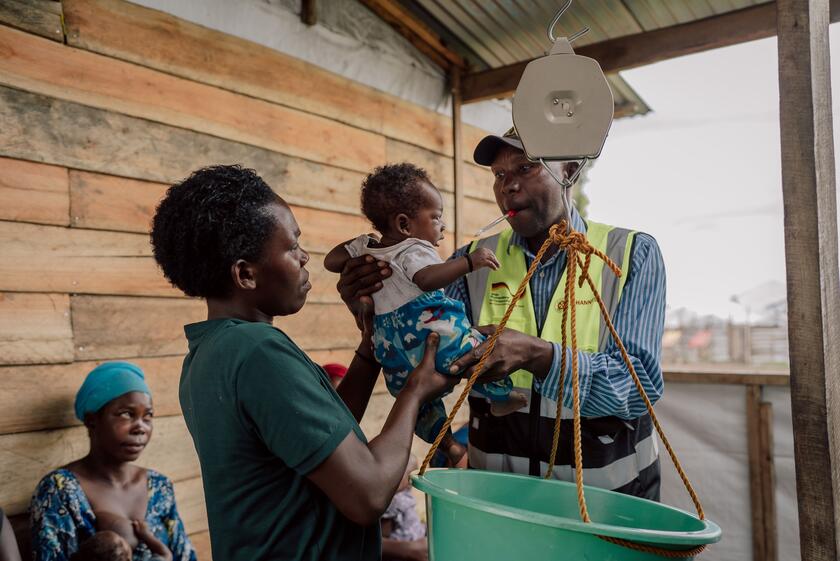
[{"left": 585, "top": 26, "right": 840, "bottom": 321}]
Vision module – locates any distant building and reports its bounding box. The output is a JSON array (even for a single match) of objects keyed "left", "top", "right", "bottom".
[{"left": 663, "top": 295, "right": 788, "bottom": 366}]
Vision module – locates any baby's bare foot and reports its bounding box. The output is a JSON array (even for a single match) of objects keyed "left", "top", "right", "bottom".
[{"left": 490, "top": 391, "right": 528, "bottom": 416}]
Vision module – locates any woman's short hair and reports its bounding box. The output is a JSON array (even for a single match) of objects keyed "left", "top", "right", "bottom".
[{"left": 151, "top": 165, "right": 281, "bottom": 298}]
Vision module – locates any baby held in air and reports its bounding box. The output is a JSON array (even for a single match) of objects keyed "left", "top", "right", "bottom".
[{"left": 325, "top": 163, "right": 527, "bottom": 444}]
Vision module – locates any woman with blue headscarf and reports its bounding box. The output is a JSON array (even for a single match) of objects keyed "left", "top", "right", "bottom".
[{"left": 29, "top": 361, "right": 196, "bottom": 561}]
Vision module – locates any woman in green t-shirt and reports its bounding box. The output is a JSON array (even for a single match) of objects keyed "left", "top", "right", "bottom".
[{"left": 150, "top": 165, "right": 457, "bottom": 561}]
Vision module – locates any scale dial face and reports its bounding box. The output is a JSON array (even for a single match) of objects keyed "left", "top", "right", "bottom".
[{"left": 513, "top": 54, "right": 614, "bottom": 161}]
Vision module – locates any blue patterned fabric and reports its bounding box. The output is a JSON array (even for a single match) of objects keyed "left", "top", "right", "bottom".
[
  {"left": 445, "top": 208, "right": 666, "bottom": 420},
  {"left": 373, "top": 290, "right": 512, "bottom": 442},
  {"left": 30, "top": 469, "right": 196, "bottom": 561}
]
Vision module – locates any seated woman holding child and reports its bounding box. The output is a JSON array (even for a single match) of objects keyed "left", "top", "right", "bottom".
[{"left": 30, "top": 362, "right": 196, "bottom": 561}]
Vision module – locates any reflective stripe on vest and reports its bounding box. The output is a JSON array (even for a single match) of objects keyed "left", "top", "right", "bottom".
[{"left": 465, "top": 221, "right": 661, "bottom": 498}]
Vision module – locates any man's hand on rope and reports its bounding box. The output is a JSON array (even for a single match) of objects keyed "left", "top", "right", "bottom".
[
  {"left": 336, "top": 255, "right": 391, "bottom": 330},
  {"left": 448, "top": 325, "right": 555, "bottom": 382}
]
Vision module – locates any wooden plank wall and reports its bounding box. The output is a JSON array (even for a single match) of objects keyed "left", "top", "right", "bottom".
[{"left": 0, "top": 1, "right": 500, "bottom": 558}]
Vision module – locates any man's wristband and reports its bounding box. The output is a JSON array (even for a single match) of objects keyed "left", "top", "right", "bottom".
[{"left": 465, "top": 253, "right": 474, "bottom": 272}]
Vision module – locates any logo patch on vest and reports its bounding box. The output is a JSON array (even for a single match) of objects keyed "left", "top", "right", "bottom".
[
  {"left": 556, "top": 297, "right": 595, "bottom": 311},
  {"left": 489, "top": 282, "right": 520, "bottom": 307}
]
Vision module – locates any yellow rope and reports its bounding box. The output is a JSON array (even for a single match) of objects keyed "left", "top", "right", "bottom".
[
  {"left": 418, "top": 222, "right": 707, "bottom": 558},
  {"left": 545, "top": 254, "right": 570, "bottom": 479},
  {"left": 567, "top": 247, "right": 590, "bottom": 522},
  {"left": 598, "top": 536, "right": 708, "bottom": 559},
  {"left": 580, "top": 262, "right": 706, "bottom": 520}
]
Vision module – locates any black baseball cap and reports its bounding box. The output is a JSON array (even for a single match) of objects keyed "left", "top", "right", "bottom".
[{"left": 473, "top": 127, "right": 524, "bottom": 166}]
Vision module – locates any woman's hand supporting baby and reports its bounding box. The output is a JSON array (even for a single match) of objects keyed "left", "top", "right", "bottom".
[
  {"left": 336, "top": 255, "right": 392, "bottom": 330},
  {"left": 399, "top": 333, "right": 460, "bottom": 404}
]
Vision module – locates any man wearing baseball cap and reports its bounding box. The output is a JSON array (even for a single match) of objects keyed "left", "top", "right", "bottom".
[{"left": 337, "top": 127, "right": 666, "bottom": 500}]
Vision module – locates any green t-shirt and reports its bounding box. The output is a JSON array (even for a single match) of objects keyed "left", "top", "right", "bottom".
[{"left": 180, "top": 318, "right": 380, "bottom": 561}]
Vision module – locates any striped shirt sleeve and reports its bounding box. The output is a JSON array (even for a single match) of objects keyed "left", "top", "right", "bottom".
[{"left": 538, "top": 233, "right": 666, "bottom": 419}]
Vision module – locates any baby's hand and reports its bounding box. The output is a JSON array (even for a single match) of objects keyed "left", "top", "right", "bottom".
[
  {"left": 132, "top": 520, "right": 172, "bottom": 561},
  {"left": 469, "top": 247, "right": 500, "bottom": 271},
  {"left": 96, "top": 511, "right": 139, "bottom": 549}
]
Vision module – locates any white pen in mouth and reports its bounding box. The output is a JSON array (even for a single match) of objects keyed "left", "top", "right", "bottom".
[{"left": 475, "top": 210, "right": 517, "bottom": 237}]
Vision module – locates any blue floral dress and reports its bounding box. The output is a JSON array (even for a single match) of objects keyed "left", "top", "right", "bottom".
[{"left": 30, "top": 469, "right": 197, "bottom": 561}]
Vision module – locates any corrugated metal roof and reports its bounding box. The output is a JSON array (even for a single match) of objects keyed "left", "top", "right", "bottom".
[
  {"left": 412, "top": 0, "right": 771, "bottom": 61},
  {"left": 404, "top": 0, "right": 772, "bottom": 117},
  {"left": 621, "top": 0, "right": 766, "bottom": 30}
]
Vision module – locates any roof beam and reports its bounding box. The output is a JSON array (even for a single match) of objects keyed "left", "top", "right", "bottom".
[
  {"left": 462, "top": 0, "right": 840, "bottom": 103},
  {"left": 357, "top": 0, "right": 466, "bottom": 70}
]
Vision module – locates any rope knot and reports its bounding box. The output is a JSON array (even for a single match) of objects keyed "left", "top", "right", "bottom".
[
  {"left": 547, "top": 222, "right": 621, "bottom": 283},
  {"left": 547, "top": 222, "right": 583, "bottom": 249},
  {"left": 548, "top": 222, "right": 596, "bottom": 252}
]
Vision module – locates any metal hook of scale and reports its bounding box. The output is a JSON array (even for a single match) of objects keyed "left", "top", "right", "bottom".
[
  {"left": 539, "top": 158, "right": 588, "bottom": 233},
  {"left": 547, "top": 0, "right": 590, "bottom": 44},
  {"left": 543, "top": 0, "right": 591, "bottom": 233}
]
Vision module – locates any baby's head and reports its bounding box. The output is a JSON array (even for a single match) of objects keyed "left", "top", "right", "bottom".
[
  {"left": 361, "top": 163, "right": 445, "bottom": 246},
  {"left": 70, "top": 531, "right": 132, "bottom": 561}
]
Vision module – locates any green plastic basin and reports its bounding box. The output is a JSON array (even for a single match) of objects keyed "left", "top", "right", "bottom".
[{"left": 412, "top": 469, "right": 721, "bottom": 561}]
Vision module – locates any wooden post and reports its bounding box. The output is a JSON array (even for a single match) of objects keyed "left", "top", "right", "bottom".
[
  {"left": 450, "top": 67, "right": 464, "bottom": 249},
  {"left": 747, "top": 386, "right": 780, "bottom": 561},
  {"left": 746, "top": 385, "right": 767, "bottom": 561},
  {"left": 776, "top": 1, "right": 840, "bottom": 560},
  {"left": 759, "top": 401, "right": 777, "bottom": 561}
]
